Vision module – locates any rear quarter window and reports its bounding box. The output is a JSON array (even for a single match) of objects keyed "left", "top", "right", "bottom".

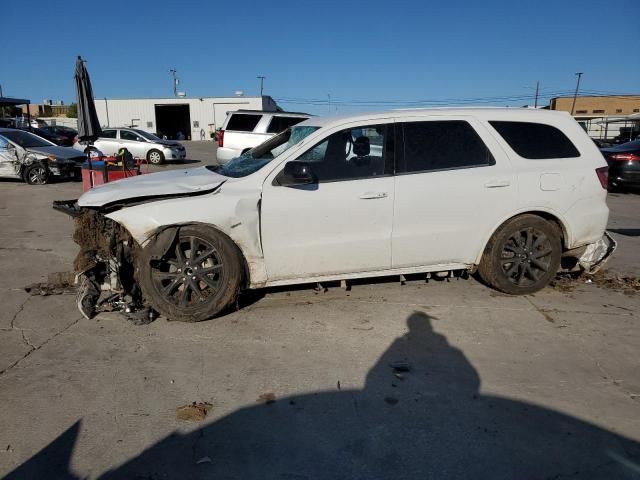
[
  {"left": 267, "top": 116, "right": 306, "bottom": 134},
  {"left": 490, "top": 121, "right": 580, "bottom": 159},
  {"left": 226, "top": 114, "right": 262, "bottom": 132}
]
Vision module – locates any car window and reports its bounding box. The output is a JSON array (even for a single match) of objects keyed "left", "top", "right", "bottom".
[
  {"left": 398, "top": 121, "right": 494, "bottom": 174},
  {"left": 101, "top": 129, "right": 117, "bottom": 139},
  {"left": 489, "top": 121, "right": 580, "bottom": 159},
  {"left": 1, "top": 130, "right": 53, "bottom": 148},
  {"left": 226, "top": 114, "right": 262, "bottom": 132},
  {"left": 120, "top": 130, "right": 140, "bottom": 141},
  {"left": 0, "top": 135, "right": 8, "bottom": 149},
  {"left": 267, "top": 116, "right": 306, "bottom": 134},
  {"left": 295, "top": 124, "right": 391, "bottom": 182}
]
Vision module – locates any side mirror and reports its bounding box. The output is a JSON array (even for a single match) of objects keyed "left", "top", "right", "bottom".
[{"left": 279, "top": 161, "right": 317, "bottom": 186}]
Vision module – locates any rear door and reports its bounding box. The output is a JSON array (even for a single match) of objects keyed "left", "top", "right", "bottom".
[
  {"left": 93, "top": 129, "right": 118, "bottom": 155},
  {"left": 391, "top": 117, "right": 516, "bottom": 268}
]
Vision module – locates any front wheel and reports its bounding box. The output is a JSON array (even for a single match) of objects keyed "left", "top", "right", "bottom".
[
  {"left": 478, "top": 215, "right": 561, "bottom": 295},
  {"left": 147, "top": 149, "right": 165, "bottom": 165},
  {"left": 138, "top": 225, "right": 243, "bottom": 321},
  {"left": 23, "top": 163, "right": 50, "bottom": 185}
]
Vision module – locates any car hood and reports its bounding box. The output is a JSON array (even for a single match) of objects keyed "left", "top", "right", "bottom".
[
  {"left": 153, "top": 140, "right": 184, "bottom": 148},
  {"left": 28, "top": 145, "right": 86, "bottom": 160},
  {"left": 78, "top": 167, "right": 227, "bottom": 207}
]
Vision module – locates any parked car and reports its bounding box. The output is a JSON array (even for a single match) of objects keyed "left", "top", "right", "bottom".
[
  {"left": 0, "top": 128, "right": 86, "bottom": 184},
  {"left": 216, "top": 110, "right": 311, "bottom": 164},
  {"left": 15, "top": 126, "right": 73, "bottom": 146},
  {"left": 39, "top": 125, "right": 78, "bottom": 145},
  {"left": 74, "top": 128, "right": 186, "bottom": 164},
  {"left": 601, "top": 139, "right": 640, "bottom": 191},
  {"left": 59, "top": 108, "right": 613, "bottom": 322}
]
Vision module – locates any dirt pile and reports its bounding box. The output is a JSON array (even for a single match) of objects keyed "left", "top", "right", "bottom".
[{"left": 551, "top": 270, "right": 640, "bottom": 295}]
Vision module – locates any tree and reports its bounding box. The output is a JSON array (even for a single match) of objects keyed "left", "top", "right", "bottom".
[{"left": 66, "top": 103, "right": 78, "bottom": 118}]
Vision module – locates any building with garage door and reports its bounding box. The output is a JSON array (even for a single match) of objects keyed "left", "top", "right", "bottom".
[{"left": 93, "top": 95, "right": 280, "bottom": 140}]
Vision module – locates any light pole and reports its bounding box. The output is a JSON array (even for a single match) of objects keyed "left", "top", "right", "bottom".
[
  {"left": 169, "top": 69, "right": 178, "bottom": 97},
  {"left": 257, "top": 76, "right": 266, "bottom": 97},
  {"left": 570, "top": 72, "right": 583, "bottom": 116}
]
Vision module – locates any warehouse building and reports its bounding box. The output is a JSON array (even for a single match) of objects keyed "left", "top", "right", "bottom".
[{"left": 93, "top": 95, "right": 280, "bottom": 140}]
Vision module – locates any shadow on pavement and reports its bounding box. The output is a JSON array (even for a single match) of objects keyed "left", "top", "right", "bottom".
[{"left": 6, "top": 312, "right": 640, "bottom": 479}]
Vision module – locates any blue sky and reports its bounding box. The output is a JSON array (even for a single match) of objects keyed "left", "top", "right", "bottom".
[{"left": 2, "top": 0, "right": 639, "bottom": 114}]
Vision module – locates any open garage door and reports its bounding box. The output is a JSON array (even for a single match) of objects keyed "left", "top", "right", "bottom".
[{"left": 155, "top": 104, "right": 190, "bottom": 140}]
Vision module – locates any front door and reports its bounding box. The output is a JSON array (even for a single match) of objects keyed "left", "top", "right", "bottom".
[
  {"left": 261, "top": 121, "right": 395, "bottom": 282},
  {"left": 391, "top": 117, "right": 517, "bottom": 268},
  {"left": 0, "top": 136, "right": 20, "bottom": 178}
]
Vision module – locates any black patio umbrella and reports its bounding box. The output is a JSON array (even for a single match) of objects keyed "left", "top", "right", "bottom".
[{"left": 74, "top": 56, "right": 102, "bottom": 143}]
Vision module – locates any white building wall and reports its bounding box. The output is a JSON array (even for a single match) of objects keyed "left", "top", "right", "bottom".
[{"left": 93, "top": 96, "right": 276, "bottom": 140}]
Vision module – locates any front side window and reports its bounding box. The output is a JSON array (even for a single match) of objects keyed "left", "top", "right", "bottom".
[
  {"left": 120, "top": 130, "right": 140, "bottom": 141},
  {"left": 101, "top": 129, "right": 117, "bottom": 139},
  {"left": 398, "top": 121, "right": 494, "bottom": 174},
  {"left": 295, "top": 124, "right": 391, "bottom": 182},
  {"left": 132, "top": 129, "right": 160, "bottom": 141},
  {"left": 490, "top": 121, "right": 580, "bottom": 159},
  {"left": 226, "top": 113, "right": 262, "bottom": 132},
  {"left": 267, "top": 116, "right": 307, "bottom": 133}
]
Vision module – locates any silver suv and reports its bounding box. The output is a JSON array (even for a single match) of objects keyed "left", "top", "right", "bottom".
[
  {"left": 75, "top": 128, "right": 186, "bottom": 164},
  {"left": 216, "top": 110, "right": 311, "bottom": 164}
]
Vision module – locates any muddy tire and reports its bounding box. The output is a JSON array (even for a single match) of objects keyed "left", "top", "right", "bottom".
[
  {"left": 138, "top": 225, "right": 243, "bottom": 322},
  {"left": 23, "top": 163, "right": 50, "bottom": 185},
  {"left": 478, "top": 215, "right": 561, "bottom": 295},
  {"left": 147, "top": 149, "right": 165, "bottom": 165}
]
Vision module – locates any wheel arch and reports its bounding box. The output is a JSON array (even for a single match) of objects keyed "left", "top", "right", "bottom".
[{"left": 475, "top": 209, "right": 570, "bottom": 265}]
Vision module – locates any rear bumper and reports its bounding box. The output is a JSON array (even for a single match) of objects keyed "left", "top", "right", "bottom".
[{"left": 608, "top": 162, "right": 640, "bottom": 187}]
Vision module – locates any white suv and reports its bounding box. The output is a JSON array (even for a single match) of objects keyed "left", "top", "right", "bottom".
[
  {"left": 216, "top": 110, "right": 311, "bottom": 164},
  {"left": 66, "top": 108, "right": 613, "bottom": 322}
]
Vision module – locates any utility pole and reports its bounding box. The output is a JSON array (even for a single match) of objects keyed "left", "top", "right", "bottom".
[
  {"left": 328, "top": 93, "right": 331, "bottom": 113},
  {"left": 534, "top": 80, "right": 540, "bottom": 108},
  {"left": 169, "top": 69, "right": 178, "bottom": 97},
  {"left": 257, "top": 76, "right": 266, "bottom": 97},
  {"left": 570, "top": 72, "right": 583, "bottom": 116}
]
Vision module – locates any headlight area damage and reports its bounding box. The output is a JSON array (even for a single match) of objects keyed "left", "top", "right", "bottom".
[{"left": 54, "top": 200, "right": 156, "bottom": 324}]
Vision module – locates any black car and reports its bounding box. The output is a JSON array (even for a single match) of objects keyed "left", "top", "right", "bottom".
[
  {"left": 601, "top": 140, "right": 640, "bottom": 191},
  {"left": 27, "top": 126, "right": 74, "bottom": 146},
  {"left": 39, "top": 125, "right": 78, "bottom": 145}
]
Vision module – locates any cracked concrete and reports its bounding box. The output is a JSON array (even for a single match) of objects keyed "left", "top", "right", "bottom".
[{"left": 0, "top": 147, "right": 639, "bottom": 478}]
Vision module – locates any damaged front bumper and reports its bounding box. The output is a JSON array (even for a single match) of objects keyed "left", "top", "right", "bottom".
[{"left": 577, "top": 232, "right": 617, "bottom": 274}]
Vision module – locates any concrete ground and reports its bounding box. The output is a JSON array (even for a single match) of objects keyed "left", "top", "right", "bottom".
[{"left": 0, "top": 142, "right": 639, "bottom": 479}]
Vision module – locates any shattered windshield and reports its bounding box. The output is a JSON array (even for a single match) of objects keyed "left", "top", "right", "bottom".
[
  {"left": 209, "top": 125, "right": 320, "bottom": 178},
  {"left": 2, "top": 130, "right": 53, "bottom": 148}
]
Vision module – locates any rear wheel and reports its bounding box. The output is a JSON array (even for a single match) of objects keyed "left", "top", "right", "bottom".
[
  {"left": 478, "top": 215, "right": 561, "bottom": 295},
  {"left": 138, "top": 226, "right": 243, "bottom": 321},
  {"left": 23, "top": 163, "right": 50, "bottom": 185},
  {"left": 147, "top": 149, "right": 165, "bottom": 165}
]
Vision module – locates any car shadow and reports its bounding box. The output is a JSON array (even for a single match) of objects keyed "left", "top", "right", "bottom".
[
  {"left": 5, "top": 312, "right": 640, "bottom": 479},
  {"left": 609, "top": 228, "right": 640, "bottom": 237}
]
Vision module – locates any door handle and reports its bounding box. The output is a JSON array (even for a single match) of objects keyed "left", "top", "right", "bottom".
[
  {"left": 359, "top": 192, "right": 388, "bottom": 199},
  {"left": 484, "top": 180, "right": 511, "bottom": 188}
]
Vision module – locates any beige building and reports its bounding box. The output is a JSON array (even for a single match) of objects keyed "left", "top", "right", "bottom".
[{"left": 549, "top": 95, "right": 640, "bottom": 116}]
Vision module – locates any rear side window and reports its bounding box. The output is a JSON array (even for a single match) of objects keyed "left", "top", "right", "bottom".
[
  {"left": 101, "top": 129, "right": 117, "bottom": 139},
  {"left": 226, "top": 114, "right": 262, "bottom": 132},
  {"left": 398, "top": 121, "right": 494, "bottom": 174},
  {"left": 490, "top": 121, "right": 580, "bottom": 159},
  {"left": 267, "top": 116, "right": 306, "bottom": 133}
]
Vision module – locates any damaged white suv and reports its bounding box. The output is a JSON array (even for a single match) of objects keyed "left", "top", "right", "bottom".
[{"left": 55, "top": 108, "right": 614, "bottom": 322}]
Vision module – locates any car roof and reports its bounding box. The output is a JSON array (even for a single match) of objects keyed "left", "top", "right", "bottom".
[
  {"left": 232, "top": 109, "right": 312, "bottom": 117},
  {"left": 296, "top": 107, "right": 573, "bottom": 129}
]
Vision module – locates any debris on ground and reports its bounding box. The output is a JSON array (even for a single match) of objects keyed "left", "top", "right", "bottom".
[
  {"left": 119, "top": 307, "right": 158, "bottom": 326},
  {"left": 196, "top": 456, "right": 212, "bottom": 465},
  {"left": 176, "top": 402, "right": 213, "bottom": 422},
  {"left": 24, "top": 272, "right": 77, "bottom": 296},
  {"left": 551, "top": 271, "right": 640, "bottom": 295},
  {"left": 390, "top": 361, "right": 411, "bottom": 372},
  {"left": 257, "top": 392, "right": 276, "bottom": 404}
]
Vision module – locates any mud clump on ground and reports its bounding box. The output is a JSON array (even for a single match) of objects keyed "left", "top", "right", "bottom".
[
  {"left": 176, "top": 402, "right": 213, "bottom": 422},
  {"left": 551, "top": 270, "right": 640, "bottom": 295},
  {"left": 24, "top": 272, "right": 77, "bottom": 296}
]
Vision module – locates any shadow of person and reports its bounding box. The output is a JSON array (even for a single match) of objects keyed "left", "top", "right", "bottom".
[{"left": 8, "top": 313, "right": 640, "bottom": 479}]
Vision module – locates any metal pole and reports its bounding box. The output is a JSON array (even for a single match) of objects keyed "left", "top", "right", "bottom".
[
  {"left": 570, "top": 72, "right": 583, "bottom": 116},
  {"left": 104, "top": 97, "right": 110, "bottom": 126},
  {"left": 257, "top": 76, "right": 265, "bottom": 97},
  {"left": 169, "top": 69, "right": 177, "bottom": 97},
  {"left": 534, "top": 80, "right": 540, "bottom": 108}
]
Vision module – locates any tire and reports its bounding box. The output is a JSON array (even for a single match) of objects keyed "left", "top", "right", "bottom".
[
  {"left": 138, "top": 225, "right": 243, "bottom": 322},
  {"left": 478, "top": 215, "right": 562, "bottom": 295},
  {"left": 23, "top": 163, "right": 50, "bottom": 185},
  {"left": 147, "top": 149, "right": 165, "bottom": 165}
]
